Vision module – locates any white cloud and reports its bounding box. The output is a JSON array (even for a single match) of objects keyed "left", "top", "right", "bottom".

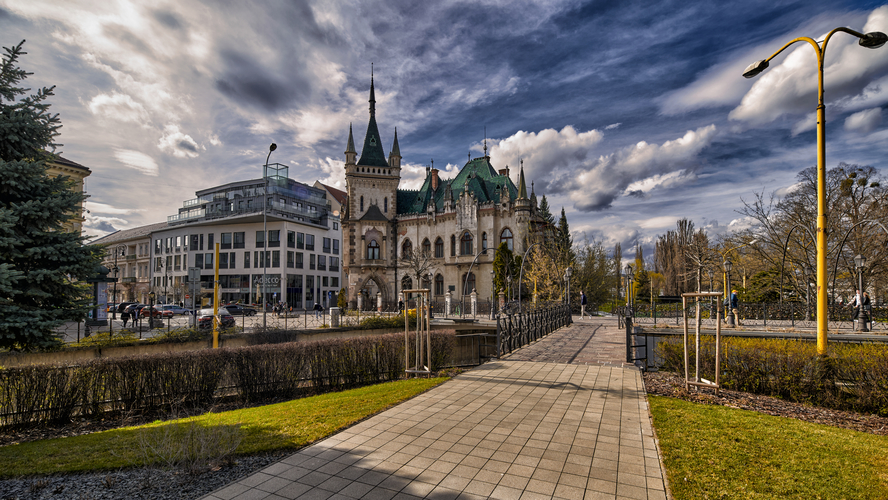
[
  {"left": 844, "top": 107, "right": 883, "bottom": 133},
  {"left": 87, "top": 92, "right": 150, "bottom": 125},
  {"left": 624, "top": 170, "right": 696, "bottom": 197},
  {"left": 567, "top": 125, "right": 718, "bottom": 211},
  {"left": 637, "top": 216, "right": 680, "bottom": 229},
  {"left": 157, "top": 124, "right": 200, "bottom": 158},
  {"left": 605, "top": 123, "right": 621, "bottom": 130},
  {"left": 85, "top": 200, "right": 139, "bottom": 215},
  {"left": 489, "top": 125, "right": 605, "bottom": 181},
  {"left": 113, "top": 148, "right": 159, "bottom": 176}
]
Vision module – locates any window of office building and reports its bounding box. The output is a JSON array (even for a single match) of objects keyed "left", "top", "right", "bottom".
[
  {"left": 233, "top": 232, "right": 245, "bottom": 249},
  {"left": 221, "top": 232, "right": 232, "bottom": 249},
  {"left": 318, "top": 255, "right": 326, "bottom": 271},
  {"left": 306, "top": 234, "right": 315, "bottom": 251},
  {"left": 309, "top": 254, "right": 316, "bottom": 270},
  {"left": 295, "top": 252, "right": 303, "bottom": 269},
  {"left": 269, "top": 230, "right": 280, "bottom": 247},
  {"left": 272, "top": 250, "right": 280, "bottom": 268},
  {"left": 287, "top": 251, "right": 294, "bottom": 268},
  {"left": 323, "top": 237, "right": 331, "bottom": 253},
  {"left": 297, "top": 232, "right": 304, "bottom": 249},
  {"left": 333, "top": 239, "right": 339, "bottom": 254},
  {"left": 244, "top": 252, "right": 250, "bottom": 268},
  {"left": 287, "top": 230, "right": 295, "bottom": 248},
  {"left": 256, "top": 231, "right": 265, "bottom": 248}
]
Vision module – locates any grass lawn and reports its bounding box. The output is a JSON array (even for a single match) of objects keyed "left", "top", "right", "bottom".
[
  {"left": 649, "top": 396, "right": 888, "bottom": 500},
  {"left": 0, "top": 377, "right": 447, "bottom": 478}
]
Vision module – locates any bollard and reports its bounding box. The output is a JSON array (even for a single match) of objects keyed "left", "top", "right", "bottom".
[{"left": 330, "top": 307, "right": 340, "bottom": 327}]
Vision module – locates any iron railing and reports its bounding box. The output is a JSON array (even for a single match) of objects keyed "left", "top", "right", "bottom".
[{"left": 495, "top": 304, "right": 572, "bottom": 357}]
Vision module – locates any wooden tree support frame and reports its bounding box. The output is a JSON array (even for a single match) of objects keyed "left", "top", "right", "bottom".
[
  {"left": 403, "top": 289, "right": 432, "bottom": 377},
  {"left": 682, "top": 292, "right": 724, "bottom": 394}
]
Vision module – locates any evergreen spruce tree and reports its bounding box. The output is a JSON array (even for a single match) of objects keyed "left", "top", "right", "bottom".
[
  {"left": 0, "top": 40, "right": 102, "bottom": 350},
  {"left": 538, "top": 195, "right": 555, "bottom": 226},
  {"left": 555, "top": 207, "right": 574, "bottom": 265}
]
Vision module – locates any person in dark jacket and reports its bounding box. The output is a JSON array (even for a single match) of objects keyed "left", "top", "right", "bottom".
[
  {"left": 580, "top": 291, "right": 587, "bottom": 318},
  {"left": 313, "top": 302, "right": 323, "bottom": 318}
]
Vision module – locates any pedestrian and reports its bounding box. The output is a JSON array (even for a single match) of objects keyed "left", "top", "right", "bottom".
[
  {"left": 580, "top": 291, "right": 587, "bottom": 318},
  {"left": 863, "top": 291, "right": 872, "bottom": 328},
  {"left": 851, "top": 289, "right": 862, "bottom": 322},
  {"left": 313, "top": 302, "right": 323, "bottom": 318},
  {"left": 121, "top": 309, "right": 130, "bottom": 328},
  {"left": 398, "top": 299, "right": 404, "bottom": 312},
  {"left": 731, "top": 289, "right": 741, "bottom": 326}
]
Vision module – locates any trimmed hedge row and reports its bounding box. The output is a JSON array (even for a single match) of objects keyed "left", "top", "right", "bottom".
[
  {"left": 0, "top": 331, "right": 455, "bottom": 429},
  {"left": 660, "top": 336, "right": 888, "bottom": 416}
]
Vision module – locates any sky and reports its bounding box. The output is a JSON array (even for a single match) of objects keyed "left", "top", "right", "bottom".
[{"left": 3, "top": 0, "right": 888, "bottom": 261}]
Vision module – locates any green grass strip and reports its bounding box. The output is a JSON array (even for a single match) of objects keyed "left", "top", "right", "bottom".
[
  {"left": 0, "top": 377, "right": 448, "bottom": 478},
  {"left": 649, "top": 395, "right": 888, "bottom": 499}
]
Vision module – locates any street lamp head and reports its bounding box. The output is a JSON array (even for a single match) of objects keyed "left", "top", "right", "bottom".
[
  {"left": 565, "top": 267, "right": 572, "bottom": 278},
  {"left": 723, "top": 259, "right": 733, "bottom": 273},
  {"left": 859, "top": 31, "right": 888, "bottom": 49},
  {"left": 269, "top": 143, "right": 277, "bottom": 152},
  {"left": 854, "top": 254, "right": 867, "bottom": 269},
  {"left": 742, "top": 59, "right": 769, "bottom": 79},
  {"left": 625, "top": 264, "right": 632, "bottom": 275},
  {"left": 708, "top": 269, "right": 714, "bottom": 279},
  {"left": 804, "top": 265, "right": 812, "bottom": 277}
]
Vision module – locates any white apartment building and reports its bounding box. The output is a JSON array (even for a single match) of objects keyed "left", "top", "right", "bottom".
[{"left": 156, "top": 169, "right": 342, "bottom": 309}]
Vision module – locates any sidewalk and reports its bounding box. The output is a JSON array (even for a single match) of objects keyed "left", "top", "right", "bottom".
[{"left": 203, "top": 317, "right": 668, "bottom": 500}]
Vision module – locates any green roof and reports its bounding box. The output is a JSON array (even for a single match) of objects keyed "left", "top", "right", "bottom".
[
  {"left": 357, "top": 116, "right": 388, "bottom": 167},
  {"left": 397, "top": 157, "right": 518, "bottom": 215}
]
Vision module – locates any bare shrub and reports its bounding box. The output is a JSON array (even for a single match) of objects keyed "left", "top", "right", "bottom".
[{"left": 136, "top": 416, "right": 242, "bottom": 474}]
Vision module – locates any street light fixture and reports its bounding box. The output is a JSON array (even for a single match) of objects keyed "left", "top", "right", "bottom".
[
  {"left": 743, "top": 26, "right": 886, "bottom": 354},
  {"left": 625, "top": 264, "right": 633, "bottom": 314},
  {"left": 262, "top": 142, "right": 277, "bottom": 328},
  {"left": 855, "top": 254, "right": 867, "bottom": 332}
]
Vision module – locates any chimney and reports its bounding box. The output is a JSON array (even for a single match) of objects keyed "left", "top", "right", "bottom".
[
  {"left": 431, "top": 169, "right": 440, "bottom": 190},
  {"left": 499, "top": 165, "right": 510, "bottom": 177}
]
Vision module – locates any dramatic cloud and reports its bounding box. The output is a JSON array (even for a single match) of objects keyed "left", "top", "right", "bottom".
[
  {"left": 567, "top": 125, "right": 717, "bottom": 212},
  {"left": 87, "top": 92, "right": 150, "bottom": 125},
  {"left": 157, "top": 124, "right": 200, "bottom": 158},
  {"left": 844, "top": 107, "right": 883, "bottom": 134},
  {"left": 489, "top": 126, "right": 604, "bottom": 181},
  {"left": 113, "top": 148, "right": 159, "bottom": 176}
]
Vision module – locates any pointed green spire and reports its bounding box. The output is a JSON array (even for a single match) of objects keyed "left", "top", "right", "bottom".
[
  {"left": 346, "top": 123, "right": 356, "bottom": 154},
  {"left": 518, "top": 161, "right": 527, "bottom": 199},
  {"left": 391, "top": 127, "right": 400, "bottom": 157}
]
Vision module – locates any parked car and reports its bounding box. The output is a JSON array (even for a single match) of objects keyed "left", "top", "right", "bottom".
[
  {"left": 197, "top": 308, "right": 235, "bottom": 330},
  {"left": 223, "top": 304, "right": 257, "bottom": 316},
  {"left": 140, "top": 306, "right": 164, "bottom": 318},
  {"left": 116, "top": 302, "right": 137, "bottom": 313},
  {"left": 159, "top": 304, "right": 191, "bottom": 316}
]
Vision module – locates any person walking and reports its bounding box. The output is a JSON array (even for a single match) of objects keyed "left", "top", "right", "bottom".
[
  {"left": 731, "top": 289, "right": 741, "bottom": 326},
  {"left": 313, "top": 302, "right": 323, "bottom": 319},
  {"left": 580, "top": 291, "right": 587, "bottom": 318},
  {"left": 121, "top": 309, "right": 130, "bottom": 328},
  {"left": 851, "top": 289, "right": 862, "bottom": 323}
]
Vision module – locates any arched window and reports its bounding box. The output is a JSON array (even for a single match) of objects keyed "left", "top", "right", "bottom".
[
  {"left": 384, "top": 197, "right": 388, "bottom": 213},
  {"left": 482, "top": 232, "right": 488, "bottom": 252},
  {"left": 366, "top": 240, "right": 380, "bottom": 260},
  {"left": 434, "top": 274, "right": 444, "bottom": 296},
  {"left": 435, "top": 237, "right": 444, "bottom": 258},
  {"left": 450, "top": 235, "right": 456, "bottom": 256},
  {"left": 402, "top": 239, "right": 412, "bottom": 258},
  {"left": 360, "top": 196, "right": 364, "bottom": 212},
  {"left": 461, "top": 232, "right": 473, "bottom": 256},
  {"left": 462, "top": 272, "right": 476, "bottom": 295},
  {"left": 422, "top": 238, "right": 431, "bottom": 255},
  {"left": 501, "top": 228, "right": 513, "bottom": 251},
  {"left": 401, "top": 275, "right": 413, "bottom": 291}
]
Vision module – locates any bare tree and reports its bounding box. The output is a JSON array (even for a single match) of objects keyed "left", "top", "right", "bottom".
[{"left": 398, "top": 247, "right": 435, "bottom": 292}]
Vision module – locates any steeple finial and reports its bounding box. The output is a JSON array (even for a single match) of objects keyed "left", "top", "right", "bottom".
[
  {"left": 369, "top": 64, "right": 376, "bottom": 117},
  {"left": 483, "top": 127, "right": 487, "bottom": 157},
  {"left": 390, "top": 127, "right": 400, "bottom": 157}
]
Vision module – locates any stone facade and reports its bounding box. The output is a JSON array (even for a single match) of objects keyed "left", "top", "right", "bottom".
[{"left": 343, "top": 76, "right": 542, "bottom": 307}]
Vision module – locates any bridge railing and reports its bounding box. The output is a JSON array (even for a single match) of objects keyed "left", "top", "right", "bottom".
[{"left": 495, "top": 304, "right": 572, "bottom": 357}]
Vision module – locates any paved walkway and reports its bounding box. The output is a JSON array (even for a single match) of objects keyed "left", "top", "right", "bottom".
[{"left": 203, "top": 317, "right": 669, "bottom": 500}]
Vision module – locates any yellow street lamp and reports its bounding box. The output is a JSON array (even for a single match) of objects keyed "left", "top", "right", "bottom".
[{"left": 743, "top": 28, "right": 886, "bottom": 355}]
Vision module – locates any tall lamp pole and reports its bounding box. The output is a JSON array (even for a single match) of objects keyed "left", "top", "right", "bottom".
[
  {"left": 625, "top": 264, "right": 633, "bottom": 316},
  {"left": 111, "top": 244, "right": 125, "bottom": 320},
  {"left": 743, "top": 27, "right": 886, "bottom": 355},
  {"left": 262, "top": 142, "right": 277, "bottom": 328}
]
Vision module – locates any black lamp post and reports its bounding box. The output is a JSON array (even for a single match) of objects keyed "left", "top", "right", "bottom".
[
  {"left": 564, "top": 266, "right": 572, "bottom": 309},
  {"left": 724, "top": 259, "right": 734, "bottom": 326},
  {"left": 148, "top": 291, "right": 156, "bottom": 329},
  {"left": 263, "top": 142, "right": 277, "bottom": 328},
  {"left": 855, "top": 254, "right": 867, "bottom": 331},
  {"left": 708, "top": 269, "right": 715, "bottom": 319}
]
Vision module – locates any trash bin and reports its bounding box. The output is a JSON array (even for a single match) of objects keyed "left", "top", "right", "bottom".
[{"left": 330, "top": 307, "right": 340, "bottom": 328}]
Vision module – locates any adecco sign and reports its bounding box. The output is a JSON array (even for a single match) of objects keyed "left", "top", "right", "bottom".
[{"left": 252, "top": 275, "right": 281, "bottom": 285}]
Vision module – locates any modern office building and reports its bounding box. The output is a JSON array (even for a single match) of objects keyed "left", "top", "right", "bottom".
[{"left": 156, "top": 169, "right": 342, "bottom": 309}]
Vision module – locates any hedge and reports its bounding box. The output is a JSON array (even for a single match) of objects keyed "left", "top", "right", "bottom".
[
  {"left": 660, "top": 336, "right": 888, "bottom": 416},
  {"left": 0, "top": 331, "right": 456, "bottom": 429}
]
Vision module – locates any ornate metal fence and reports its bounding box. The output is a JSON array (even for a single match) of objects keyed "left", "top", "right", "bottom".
[
  {"left": 495, "top": 304, "right": 572, "bottom": 357},
  {"left": 627, "top": 301, "right": 886, "bottom": 331}
]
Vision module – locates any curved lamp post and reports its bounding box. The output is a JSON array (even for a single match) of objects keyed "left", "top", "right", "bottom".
[
  {"left": 855, "top": 254, "right": 867, "bottom": 332},
  {"left": 625, "top": 264, "right": 633, "bottom": 316},
  {"left": 463, "top": 247, "right": 487, "bottom": 316},
  {"left": 262, "top": 142, "right": 277, "bottom": 328},
  {"left": 743, "top": 27, "right": 887, "bottom": 355},
  {"left": 724, "top": 260, "right": 734, "bottom": 327}
]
